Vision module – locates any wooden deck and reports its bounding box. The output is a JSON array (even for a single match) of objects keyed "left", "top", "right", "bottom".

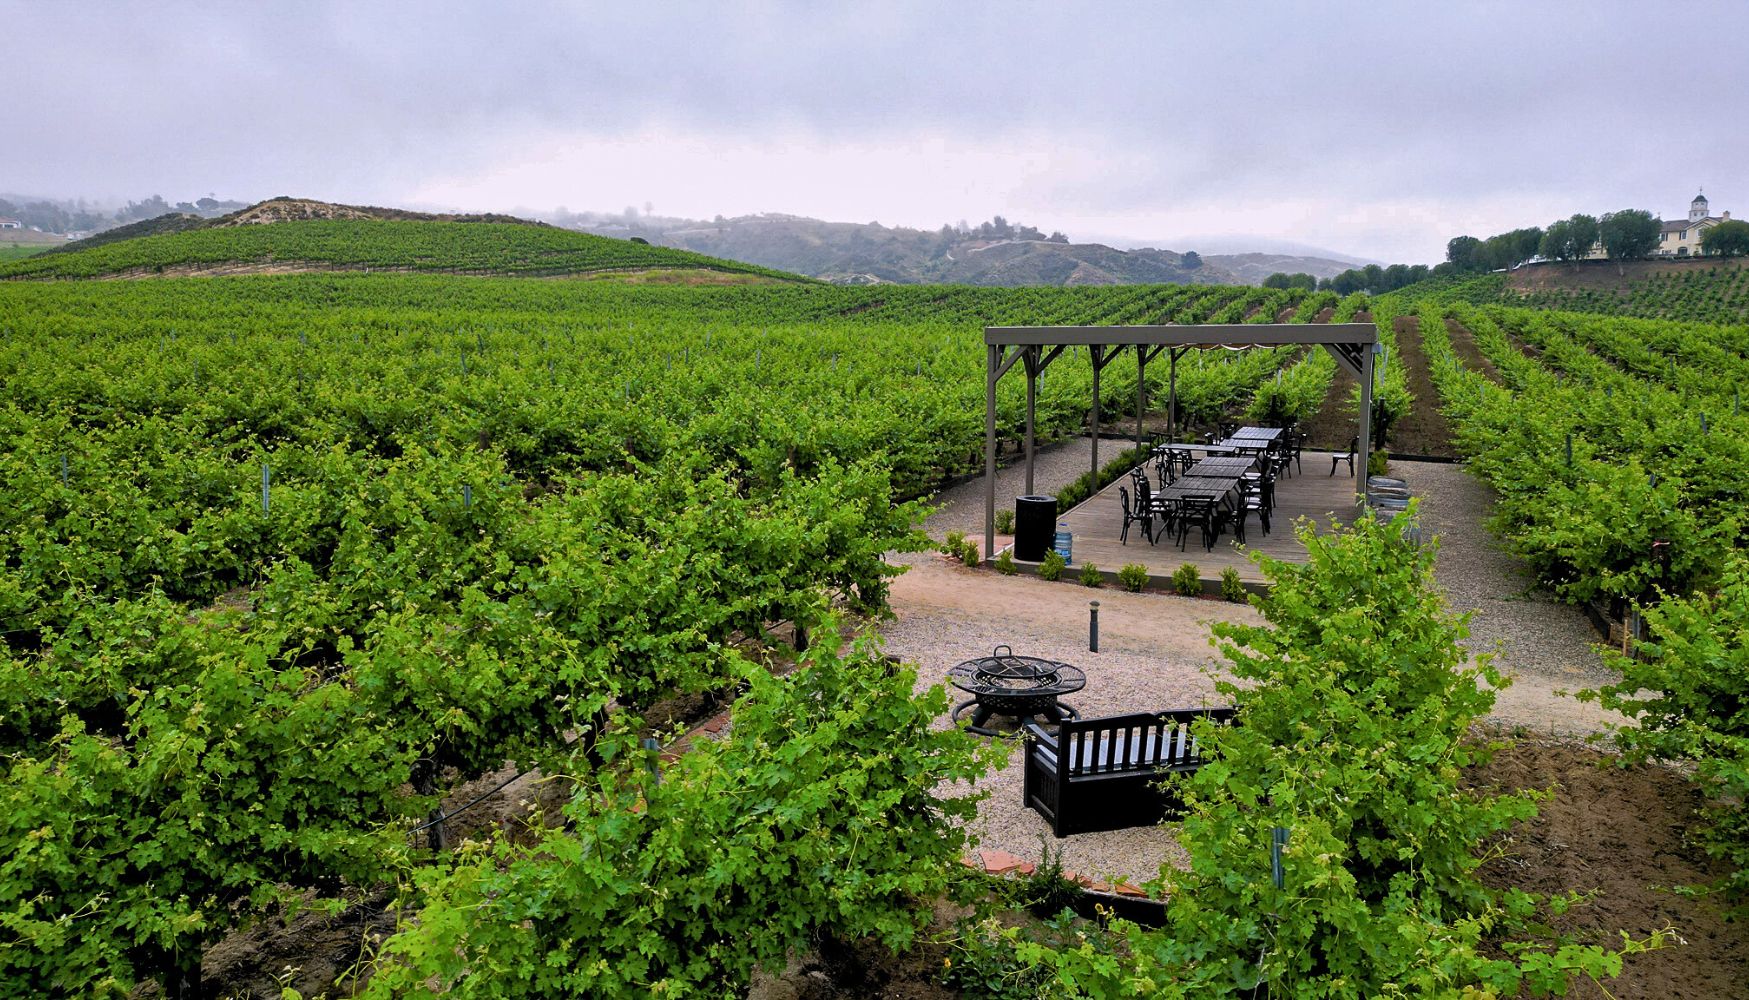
[{"left": 1011, "top": 451, "right": 1361, "bottom": 591}]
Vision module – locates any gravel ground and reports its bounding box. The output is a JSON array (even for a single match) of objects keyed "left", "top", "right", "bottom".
[{"left": 878, "top": 443, "right": 1626, "bottom": 887}]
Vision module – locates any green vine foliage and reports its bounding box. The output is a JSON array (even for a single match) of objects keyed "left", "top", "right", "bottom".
[
  {"left": 1585, "top": 555, "right": 1749, "bottom": 914},
  {"left": 360, "top": 635, "right": 997, "bottom": 997},
  {"left": 0, "top": 599, "right": 423, "bottom": 996},
  {"left": 997, "top": 512, "right": 1649, "bottom": 997},
  {"left": 1407, "top": 299, "right": 1747, "bottom": 605}
]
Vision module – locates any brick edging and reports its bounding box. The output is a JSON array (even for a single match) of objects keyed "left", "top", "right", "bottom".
[{"left": 959, "top": 847, "right": 1152, "bottom": 899}]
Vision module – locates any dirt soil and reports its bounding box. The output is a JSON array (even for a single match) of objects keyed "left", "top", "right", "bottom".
[
  {"left": 1446, "top": 316, "right": 1503, "bottom": 383},
  {"left": 1472, "top": 739, "right": 1749, "bottom": 999},
  {"left": 1297, "top": 349, "right": 1358, "bottom": 452},
  {"left": 1385, "top": 315, "right": 1458, "bottom": 458}
]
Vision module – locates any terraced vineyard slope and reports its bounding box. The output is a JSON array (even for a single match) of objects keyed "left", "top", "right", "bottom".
[
  {"left": 1433, "top": 260, "right": 1749, "bottom": 325},
  {"left": 0, "top": 216, "right": 805, "bottom": 282}
]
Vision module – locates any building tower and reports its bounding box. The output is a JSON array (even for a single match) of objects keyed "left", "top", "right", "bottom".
[{"left": 1690, "top": 191, "right": 1709, "bottom": 223}]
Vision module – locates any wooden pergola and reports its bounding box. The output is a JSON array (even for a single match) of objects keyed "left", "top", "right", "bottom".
[{"left": 981, "top": 323, "right": 1381, "bottom": 561}]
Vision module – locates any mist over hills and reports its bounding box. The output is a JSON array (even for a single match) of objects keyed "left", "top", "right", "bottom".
[
  {"left": 546, "top": 210, "right": 1363, "bottom": 286},
  {"left": 8, "top": 189, "right": 1368, "bottom": 287}
]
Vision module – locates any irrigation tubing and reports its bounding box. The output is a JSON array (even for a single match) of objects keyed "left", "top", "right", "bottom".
[{"left": 409, "top": 767, "right": 529, "bottom": 834}]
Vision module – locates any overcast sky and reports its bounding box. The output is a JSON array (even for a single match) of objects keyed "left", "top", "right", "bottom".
[{"left": 6, "top": 2, "right": 1746, "bottom": 263}]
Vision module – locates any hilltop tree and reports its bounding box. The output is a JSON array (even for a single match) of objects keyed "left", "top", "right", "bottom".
[
  {"left": 1181, "top": 250, "right": 1202, "bottom": 269},
  {"left": 1262, "top": 272, "right": 1317, "bottom": 290},
  {"left": 1506, "top": 227, "right": 1545, "bottom": 266},
  {"left": 1446, "top": 235, "right": 1483, "bottom": 271},
  {"left": 1599, "top": 209, "right": 1661, "bottom": 260},
  {"left": 1539, "top": 214, "right": 1599, "bottom": 262},
  {"left": 1700, "top": 219, "right": 1749, "bottom": 257}
]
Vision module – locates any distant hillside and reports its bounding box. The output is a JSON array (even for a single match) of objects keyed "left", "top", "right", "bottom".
[
  {"left": 2, "top": 200, "right": 807, "bottom": 282},
  {"left": 562, "top": 212, "right": 1353, "bottom": 286}
]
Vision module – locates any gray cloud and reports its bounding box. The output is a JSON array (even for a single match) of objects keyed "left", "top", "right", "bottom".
[{"left": 5, "top": 1, "right": 1746, "bottom": 261}]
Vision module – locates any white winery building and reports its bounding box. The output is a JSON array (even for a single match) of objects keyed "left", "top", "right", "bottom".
[{"left": 1653, "top": 192, "right": 1732, "bottom": 257}]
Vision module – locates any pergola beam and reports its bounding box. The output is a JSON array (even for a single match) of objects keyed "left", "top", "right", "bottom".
[{"left": 987, "top": 323, "right": 1378, "bottom": 347}]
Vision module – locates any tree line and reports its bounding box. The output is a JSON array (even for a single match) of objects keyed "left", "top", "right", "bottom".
[
  {"left": 0, "top": 194, "right": 247, "bottom": 235},
  {"left": 1263, "top": 263, "right": 1432, "bottom": 295},
  {"left": 1266, "top": 207, "right": 1749, "bottom": 295},
  {"left": 938, "top": 215, "right": 1069, "bottom": 243}
]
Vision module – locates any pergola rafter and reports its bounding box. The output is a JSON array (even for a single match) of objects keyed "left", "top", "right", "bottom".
[{"left": 982, "top": 323, "right": 1381, "bottom": 562}]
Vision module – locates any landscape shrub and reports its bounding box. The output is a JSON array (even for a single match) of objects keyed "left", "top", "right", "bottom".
[
  {"left": 960, "top": 539, "right": 981, "bottom": 567},
  {"left": 361, "top": 635, "right": 995, "bottom": 997},
  {"left": 1037, "top": 550, "right": 1066, "bottom": 582},
  {"left": 1118, "top": 563, "right": 1149, "bottom": 593},
  {"left": 1585, "top": 554, "right": 1749, "bottom": 915},
  {"left": 1054, "top": 446, "right": 1149, "bottom": 516},
  {"left": 995, "top": 549, "right": 1018, "bottom": 575},
  {"left": 1219, "top": 565, "right": 1247, "bottom": 602},
  {"left": 1171, "top": 562, "right": 1202, "bottom": 597},
  {"left": 982, "top": 510, "right": 1651, "bottom": 996},
  {"left": 1078, "top": 562, "right": 1101, "bottom": 587},
  {"left": 943, "top": 529, "right": 967, "bottom": 557},
  {"left": 995, "top": 508, "right": 1016, "bottom": 534}
]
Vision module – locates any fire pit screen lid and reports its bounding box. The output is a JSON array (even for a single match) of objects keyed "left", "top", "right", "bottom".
[{"left": 947, "top": 645, "right": 1085, "bottom": 695}]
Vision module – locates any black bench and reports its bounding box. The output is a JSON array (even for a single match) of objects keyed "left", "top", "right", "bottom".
[{"left": 1022, "top": 707, "right": 1237, "bottom": 838}]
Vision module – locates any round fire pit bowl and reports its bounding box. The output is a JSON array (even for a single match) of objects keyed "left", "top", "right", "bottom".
[{"left": 946, "top": 645, "right": 1085, "bottom": 737}]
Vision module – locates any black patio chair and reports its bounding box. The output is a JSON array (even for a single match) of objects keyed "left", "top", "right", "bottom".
[
  {"left": 1331, "top": 436, "right": 1357, "bottom": 477},
  {"left": 1118, "top": 485, "right": 1153, "bottom": 545},
  {"left": 1153, "top": 452, "right": 1176, "bottom": 486},
  {"left": 1174, "top": 496, "right": 1221, "bottom": 552},
  {"left": 1241, "top": 470, "right": 1277, "bottom": 513},
  {"left": 1232, "top": 478, "right": 1270, "bottom": 543},
  {"left": 1136, "top": 475, "right": 1175, "bottom": 542}
]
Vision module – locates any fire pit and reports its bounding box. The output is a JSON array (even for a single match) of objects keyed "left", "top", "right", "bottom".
[{"left": 947, "top": 645, "right": 1085, "bottom": 737}]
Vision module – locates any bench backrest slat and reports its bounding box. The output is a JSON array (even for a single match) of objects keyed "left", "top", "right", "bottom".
[{"left": 1054, "top": 708, "right": 1235, "bottom": 777}]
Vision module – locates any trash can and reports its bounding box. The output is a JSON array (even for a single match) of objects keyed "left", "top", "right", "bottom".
[{"left": 1013, "top": 495, "right": 1057, "bottom": 562}]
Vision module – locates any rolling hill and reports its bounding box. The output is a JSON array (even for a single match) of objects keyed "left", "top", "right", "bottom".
[
  {"left": 1, "top": 198, "right": 806, "bottom": 282},
  {"left": 565, "top": 212, "right": 1359, "bottom": 286}
]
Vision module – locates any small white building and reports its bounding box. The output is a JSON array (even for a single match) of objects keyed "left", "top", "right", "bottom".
[{"left": 0, "top": 218, "right": 22, "bottom": 230}]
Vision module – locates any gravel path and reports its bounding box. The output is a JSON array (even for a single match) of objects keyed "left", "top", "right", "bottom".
[
  {"left": 1395, "top": 459, "right": 1625, "bottom": 736},
  {"left": 880, "top": 443, "right": 1625, "bottom": 887},
  {"left": 920, "top": 435, "right": 1099, "bottom": 539}
]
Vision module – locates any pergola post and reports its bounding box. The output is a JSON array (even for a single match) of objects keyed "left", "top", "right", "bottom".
[
  {"left": 1089, "top": 345, "right": 1103, "bottom": 484},
  {"left": 1357, "top": 345, "right": 1375, "bottom": 502},
  {"left": 1167, "top": 349, "right": 1179, "bottom": 443},
  {"left": 984, "top": 343, "right": 999, "bottom": 564},
  {"left": 1024, "top": 346, "right": 1038, "bottom": 495},
  {"left": 1135, "top": 347, "right": 1146, "bottom": 448}
]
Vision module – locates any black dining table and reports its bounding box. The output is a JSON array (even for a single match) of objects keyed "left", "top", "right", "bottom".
[
  {"left": 1188, "top": 456, "right": 1258, "bottom": 477},
  {"left": 1156, "top": 475, "right": 1241, "bottom": 509},
  {"left": 1231, "top": 426, "right": 1283, "bottom": 442},
  {"left": 1216, "top": 437, "right": 1273, "bottom": 455}
]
